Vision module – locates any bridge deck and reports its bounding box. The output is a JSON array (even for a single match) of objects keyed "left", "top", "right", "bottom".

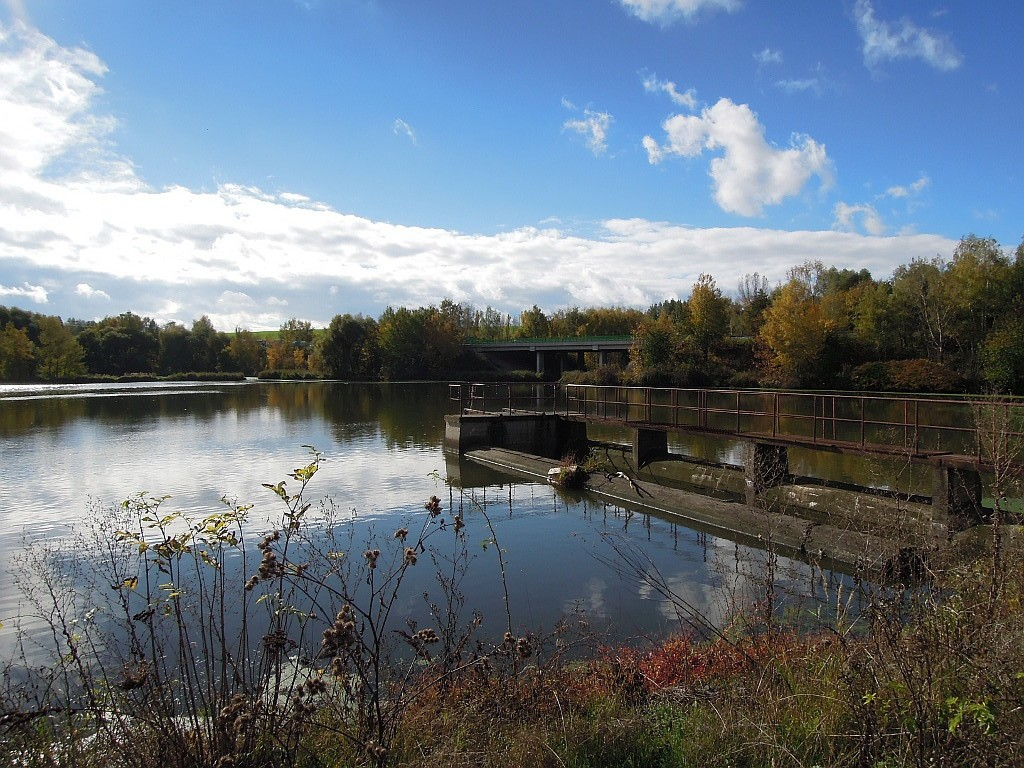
[{"left": 450, "top": 382, "right": 1024, "bottom": 470}]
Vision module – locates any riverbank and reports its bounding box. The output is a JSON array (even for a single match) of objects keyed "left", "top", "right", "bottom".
[{"left": 6, "top": 525, "right": 1021, "bottom": 767}]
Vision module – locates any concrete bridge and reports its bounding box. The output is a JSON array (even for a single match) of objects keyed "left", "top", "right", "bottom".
[
  {"left": 463, "top": 336, "right": 633, "bottom": 374},
  {"left": 445, "top": 382, "right": 1024, "bottom": 536}
]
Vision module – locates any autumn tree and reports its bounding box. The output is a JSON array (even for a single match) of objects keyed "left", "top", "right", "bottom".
[
  {"left": 226, "top": 328, "right": 266, "bottom": 376},
  {"left": 267, "top": 318, "right": 314, "bottom": 371},
  {"left": 518, "top": 305, "right": 550, "bottom": 338},
  {"left": 687, "top": 273, "right": 730, "bottom": 363},
  {"left": 757, "top": 279, "right": 828, "bottom": 386},
  {"left": 35, "top": 316, "right": 86, "bottom": 380},
  {"left": 0, "top": 322, "right": 36, "bottom": 381}
]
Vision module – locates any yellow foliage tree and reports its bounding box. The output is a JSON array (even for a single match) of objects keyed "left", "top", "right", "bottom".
[{"left": 757, "top": 279, "right": 828, "bottom": 386}]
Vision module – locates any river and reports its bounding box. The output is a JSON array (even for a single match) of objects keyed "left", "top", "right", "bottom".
[{"left": 0, "top": 380, "right": 851, "bottom": 661}]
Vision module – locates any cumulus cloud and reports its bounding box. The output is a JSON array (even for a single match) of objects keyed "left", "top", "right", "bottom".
[
  {"left": 563, "top": 108, "right": 613, "bottom": 156},
  {"left": 641, "top": 72, "right": 697, "bottom": 109},
  {"left": 619, "top": 0, "right": 741, "bottom": 26},
  {"left": 642, "top": 97, "right": 833, "bottom": 216},
  {"left": 885, "top": 174, "right": 930, "bottom": 199},
  {"left": 853, "top": 0, "right": 962, "bottom": 72},
  {"left": 833, "top": 202, "right": 886, "bottom": 236},
  {"left": 75, "top": 283, "right": 110, "bottom": 300},
  {"left": 0, "top": 282, "right": 47, "bottom": 303},
  {"left": 0, "top": 19, "right": 958, "bottom": 329}
]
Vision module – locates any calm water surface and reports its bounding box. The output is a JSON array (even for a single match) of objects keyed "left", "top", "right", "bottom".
[{"left": 0, "top": 381, "right": 847, "bottom": 654}]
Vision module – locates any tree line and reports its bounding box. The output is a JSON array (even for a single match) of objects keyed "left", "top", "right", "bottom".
[{"left": 1, "top": 234, "right": 1022, "bottom": 393}]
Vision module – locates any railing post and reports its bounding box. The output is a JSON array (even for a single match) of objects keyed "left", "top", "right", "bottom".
[
  {"left": 772, "top": 392, "right": 778, "bottom": 438},
  {"left": 903, "top": 399, "right": 909, "bottom": 450},
  {"left": 736, "top": 390, "right": 741, "bottom": 434},
  {"left": 915, "top": 400, "right": 920, "bottom": 455},
  {"left": 860, "top": 397, "right": 866, "bottom": 447}
]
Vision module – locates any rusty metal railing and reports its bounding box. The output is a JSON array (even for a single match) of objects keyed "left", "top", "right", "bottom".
[
  {"left": 448, "top": 382, "right": 561, "bottom": 415},
  {"left": 450, "top": 383, "right": 1024, "bottom": 464},
  {"left": 562, "top": 384, "right": 1024, "bottom": 463}
]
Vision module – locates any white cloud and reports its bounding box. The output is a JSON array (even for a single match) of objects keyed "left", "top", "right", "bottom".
[
  {"left": 392, "top": 118, "right": 417, "bottom": 145},
  {"left": 0, "top": 282, "right": 48, "bottom": 303},
  {"left": 641, "top": 72, "right": 697, "bottom": 109},
  {"left": 884, "top": 174, "right": 930, "bottom": 198},
  {"left": 643, "top": 97, "right": 833, "bottom": 216},
  {"left": 619, "top": 0, "right": 741, "bottom": 26},
  {"left": 0, "top": 19, "right": 959, "bottom": 330},
  {"left": 775, "top": 78, "right": 819, "bottom": 94},
  {"left": 563, "top": 109, "right": 613, "bottom": 156},
  {"left": 853, "top": 0, "right": 962, "bottom": 72},
  {"left": 754, "top": 47, "right": 782, "bottom": 66},
  {"left": 74, "top": 283, "right": 110, "bottom": 300},
  {"left": 773, "top": 64, "right": 834, "bottom": 97},
  {"left": 833, "top": 202, "right": 886, "bottom": 236}
]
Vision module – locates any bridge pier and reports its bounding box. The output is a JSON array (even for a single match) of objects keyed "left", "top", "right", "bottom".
[
  {"left": 535, "top": 351, "right": 545, "bottom": 375},
  {"left": 633, "top": 428, "right": 668, "bottom": 468},
  {"left": 744, "top": 442, "right": 789, "bottom": 507},
  {"left": 930, "top": 465, "right": 985, "bottom": 532},
  {"left": 445, "top": 413, "right": 588, "bottom": 460}
]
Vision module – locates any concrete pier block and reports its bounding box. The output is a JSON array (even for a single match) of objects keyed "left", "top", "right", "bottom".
[
  {"left": 744, "top": 442, "right": 789, "bottom": 506},
  {"left": 633, "top": 428, "right": 668, "bottom": 468},
  {"left": 930, "top": 465, "right": 984, "bottom": 533}
]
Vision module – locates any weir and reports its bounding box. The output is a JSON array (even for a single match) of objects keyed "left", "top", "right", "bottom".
[{"left": 445, "top": 383, "right": 1024, "bottom": 538}]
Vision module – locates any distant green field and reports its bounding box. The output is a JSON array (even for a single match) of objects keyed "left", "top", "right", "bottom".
[{"left": 228, "top": 329, "right": 325, "bottom": 340}]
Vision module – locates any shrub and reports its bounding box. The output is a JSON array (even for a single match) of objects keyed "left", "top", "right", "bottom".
[{"left": 851, "top": 358, "right": 964, "bottom": 393}]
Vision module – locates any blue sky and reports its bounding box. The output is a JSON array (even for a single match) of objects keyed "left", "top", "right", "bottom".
[{"left": 0, "top": 0, "right": 1020, "bottom": 330}]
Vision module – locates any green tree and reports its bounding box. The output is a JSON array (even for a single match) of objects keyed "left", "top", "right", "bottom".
[
  {"left": 944, "top": 235, "right": 1012, "bottom": 377},
  {"left": 318, "top": 314, "right": 379, "bottom": 379},
  {"left": 687, "top": 273, "right": 730, "bottom": 363},
  {"left": 77, "top": 312, "right": 160, "bottom": 375},
  {"left": 892, "top": 257, "right": 955, "bottom": 363},
  {"left": 0, "top": 322, "right": 36, "bottom": 381},
  {"left": 629, "top": 311, "right": 677, "bottom": 370},
  {"left": 189, "top": 315, "right": 226, "bottom": 372},
  {"left": 35, "top": 316, "right": 86, "bottom": 380},
  {"left": 377, "top": 306, "right": 427, "bottom": 379},
  {"left": 734, "top": 273, "right": 771, "bottom": 336},
  {"left": 159, "top": 322, "right": 193, "bottom": 374}
]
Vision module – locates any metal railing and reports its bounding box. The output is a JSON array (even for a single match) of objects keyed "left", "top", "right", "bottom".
[
  {"left": 563, "top": 385, "right": 1024, "bottom": 463},
  {"left": 463, "top": 335, "right": 633, "bottom": 346},
  {"left": 449, "top": 382, "right": 561, "bottom": 414},
  {"left": 450, "top": 383, "right": 1024, "bottom": 464}
]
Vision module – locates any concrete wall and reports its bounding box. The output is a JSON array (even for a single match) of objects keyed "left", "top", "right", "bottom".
[{"left": 444, "top": 413, "right": 587, "bottom": 460}]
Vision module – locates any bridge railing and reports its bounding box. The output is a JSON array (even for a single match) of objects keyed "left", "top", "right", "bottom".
[
  {"left": 450, "top": 382, "right": 1024, "bottom": 462},
  {"left": 563, "top": 384, "right": 1024, "bottom": 462},
  {"left": 463, "top": 335, "right": 632, "bottom": 346},
  {"left": 449, "top": 382, "right": 561, "bottom": 414}
]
